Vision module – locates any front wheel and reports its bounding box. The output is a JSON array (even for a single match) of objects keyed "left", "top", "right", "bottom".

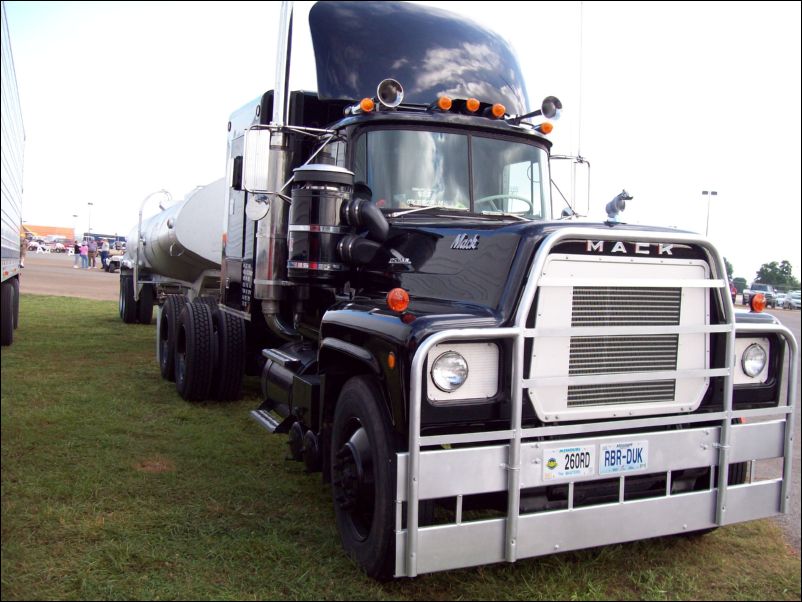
[{"left": 331, "top": 376, "right": 397, "bottom": 579}]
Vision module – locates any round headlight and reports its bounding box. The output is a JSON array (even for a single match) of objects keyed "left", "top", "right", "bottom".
[
  {"left": 742, "top": 343, "right": 768, "bottom": 378},
  {"left": 431, "top": 351, "right": 469, "bottom": 392}
]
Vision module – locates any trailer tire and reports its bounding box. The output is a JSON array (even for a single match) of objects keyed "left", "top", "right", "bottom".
[
  {"left": 11, "top": 276, "right": 20, "bottom": 329},
  {"left": 210, "top": 307, "right": 246, "bottom": 401},
  {"left": 1, "top": 280, "right": 14, "bottom": 346},
  {"left": 175, "top": 301, "right": 214, "bottom": 401},
  {"left": 331, "top": 376, "right": 396, "bottom": 579},
  {"left": 159, "top": 294, "right": 187, "bottom": 381},
  {"left": 137, "top": 284, "right": 155, "bottom": 324},
  {"left": 119, "top": 275, "right": 137, "bottom": 323}
]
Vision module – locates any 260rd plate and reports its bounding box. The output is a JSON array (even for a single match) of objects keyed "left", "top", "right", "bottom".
[
  {"left": 542, "top": 444, "right": 595, "bottom": 481},
  {"left": 600, "top": 440, "right": 648, "bottom": 475}
]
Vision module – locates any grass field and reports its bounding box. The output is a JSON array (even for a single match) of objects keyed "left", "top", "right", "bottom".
[{"left": 2, "top": 295, "right": 800, "bottom": 600}]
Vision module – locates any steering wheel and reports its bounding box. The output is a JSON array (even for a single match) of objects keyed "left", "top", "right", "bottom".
[{"left": 475, "top": 194, "right": 533, "bottom": 214}]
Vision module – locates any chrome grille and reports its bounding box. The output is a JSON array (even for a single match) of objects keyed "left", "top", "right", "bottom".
[
  {"left": 568, "top": 286, "right": 681, "bottom": 406},
  {"left": 571, "top": 287, "right": 681, "bottom": 326},
  {"left": 569, "top": 335, "right": 679, "bottom": 375},
  {"left": 567, "top": 381, "right": 677, "bottom": 407}
]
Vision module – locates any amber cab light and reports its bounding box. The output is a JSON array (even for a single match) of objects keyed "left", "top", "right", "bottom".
[
  {"left": 491, "top": 103, "right": 506, "bottom": 118},
  {"left": 466, "top": 98, "right": 480, "bottom": 113},
  {"left": 537, "top": 122, "right": 554, "bottom": 134},
  {"left": 360, "top": 97, "right": 375, "bottom": 113},
  {"left": 437, "top": 96, "right": 452, "bottom": 111},
  {"left": 387, "top": 288, "right": 410, "bottom": 312},
  {"left": 750, "top": 293, "right": 766, "bottom": 313}
]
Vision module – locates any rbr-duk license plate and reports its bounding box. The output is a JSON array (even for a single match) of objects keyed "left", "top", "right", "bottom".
[{"left": 541, "top": 440, "right": 649, "bottom": 482}]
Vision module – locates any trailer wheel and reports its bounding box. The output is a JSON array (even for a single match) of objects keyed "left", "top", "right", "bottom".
[
  {"left": 331, "top": 376, "right": 396, "bottom": 579},
  {"left": 210, "top": 307, "right": 245, "bottom": 401},
  {"left": 137, "top": 284, "right": 155, "bottom": 324},
  {"left": 119, "top": 275, "right": 137, "bottom": 323},
  {"left": 175, "top": 301, "right": 214, "bottom": 401},
  {"left": 1, "top": 280, "right": 14, "bottom": 346},
  {"left": 159, "top": 294, "right": 187, "bottom": 381},
  {"left": 11, "top": 276, "right": 20, "bottom": 329}
]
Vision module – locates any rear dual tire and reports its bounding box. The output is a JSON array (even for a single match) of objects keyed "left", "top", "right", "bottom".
[
  {"left": 173, "top": 300, "right": 245, "bottom": 402},
  {"left": 119, "top": 275, "right": 154, "bottom": 324}
]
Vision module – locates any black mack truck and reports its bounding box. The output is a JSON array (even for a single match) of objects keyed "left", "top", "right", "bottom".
[{"left": 153, "top": 1, "right": 797, "bottom": 579}]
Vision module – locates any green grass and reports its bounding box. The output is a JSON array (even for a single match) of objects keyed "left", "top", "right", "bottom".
[{"left": 2, "top": 294, "right": 800, "bottom": 600}]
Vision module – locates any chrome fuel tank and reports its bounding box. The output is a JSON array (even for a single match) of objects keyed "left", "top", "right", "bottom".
[{"left": 125, "top": 178, "right": 225, "bottom": 283}]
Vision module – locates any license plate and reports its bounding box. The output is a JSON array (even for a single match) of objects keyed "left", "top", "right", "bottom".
[
  {"left": 600, "top": 440, "right": 648, "bottom": 475},
  {"left": 542, "top": 444, "right": 595, "bottom": 481}
]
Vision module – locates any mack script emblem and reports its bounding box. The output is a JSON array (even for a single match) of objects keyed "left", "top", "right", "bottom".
[
  {"left": 452, "top": 233, "right": 480, "bottom": 250},
  {"left": 586, "top": 240, "right": 674, "bottom": 255}
]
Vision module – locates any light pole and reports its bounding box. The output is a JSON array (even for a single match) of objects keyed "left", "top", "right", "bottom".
[
  {"left": 72, "top": 214, "right": 78, "bottom": 239},
  {"left": 87, "top": 202, "right": 94, "bottom": 234},
  {"left": 702, "top": 190, "right": 717, "bottom": 237}
]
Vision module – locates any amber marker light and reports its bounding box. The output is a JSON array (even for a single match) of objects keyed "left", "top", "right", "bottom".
[
  {"left": 437, "top": 96, "right": 452, "bottom": 111},
  {"left": 537, "top": 122, "right": 554, "bottom": 134},
  {"left": 387, "top": 287, "right": 410, "bottom": 312},
  {"left": 360, "top": 97, "right": 375, "bottom": 112},
  {"left": 387, "top": 352, "right": 397, "bottom": 370},
  {"left": 466, "top": 98, "right": 480, "bottom": 113},
  {"left": 491, "top": 103, "right": 506, "bottom": 118},
  {"left": 750, "top": 293, "right": 766, "bottom": 313}
]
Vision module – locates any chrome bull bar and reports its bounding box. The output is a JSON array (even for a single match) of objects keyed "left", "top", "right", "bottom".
[{"left": 397, "top": 227, "right": 798, "bottom": 577}]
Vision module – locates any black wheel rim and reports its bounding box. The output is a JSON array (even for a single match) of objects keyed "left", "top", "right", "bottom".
[{"left": 333, "top": 418, "right": 375, "bottom": 541}]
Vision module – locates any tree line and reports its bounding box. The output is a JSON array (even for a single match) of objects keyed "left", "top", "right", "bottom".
[{"left": 727, "top": 258, "right": 800, "bottom": 293}]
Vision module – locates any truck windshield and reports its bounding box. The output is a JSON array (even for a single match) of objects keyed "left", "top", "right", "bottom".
[{"left": 352, "top": 129, "right": 551, "bottom": 219}]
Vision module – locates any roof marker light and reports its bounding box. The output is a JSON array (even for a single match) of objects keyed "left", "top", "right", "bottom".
[
  {"left": 360, "top": 98, "right": 375, "bottom": 113},
  {"left": 750, "top": 293, "right": 766, "bottom": 313},
  {"left": 466, "top": 98, "right": 480, "bottom": 113},
  {"left": 437, "top": 96, "right": 452, "bottom": 111},
  {"left": 491, "top": 103, "right": 506, "bottom": 118},
  {"left": 536, "top": 122, "right": 554, "bottom": 134}
]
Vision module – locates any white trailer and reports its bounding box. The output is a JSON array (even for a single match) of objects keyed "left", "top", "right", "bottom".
[{"left": 1, "top": 1, "right": 25, "bottom": 346}]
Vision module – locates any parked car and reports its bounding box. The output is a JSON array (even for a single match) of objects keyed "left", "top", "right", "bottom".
[
  {"left": 743, "top": 282, "right": 777, "bottom": 308},
  {"left": 775, "top": 292, "right": 787, "bottom": 308},
  {"left": 784, "top": 290, "right": 801, "bottom": 310}
]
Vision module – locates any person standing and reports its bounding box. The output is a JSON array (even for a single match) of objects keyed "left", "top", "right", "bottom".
[
  {"left": 80, "top": 241, "right": 89, "bottom": 269},
  {"left": 19, "top": 236, "right": 27, "bottom": 268},
  {"left": 73, "top": 239, "right": 81, "bottom": 268},
  {"left": 87, "top": 237, "right": 98, "bottom": 269},
  {"left": 100, "top": 238, "right": 110, "bottom": 271}
]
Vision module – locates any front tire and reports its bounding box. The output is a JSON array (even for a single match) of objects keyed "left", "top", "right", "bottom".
[{"left": 331, "top": 376, "right": 396, "bottom": 579}]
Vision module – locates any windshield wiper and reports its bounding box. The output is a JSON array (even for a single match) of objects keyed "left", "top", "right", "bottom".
[
  {"left": 479, "top": 210, "right": 531, "bottom": 222},
  {"left": 388, "top": 205, "right": 469, "bottom": 218}
]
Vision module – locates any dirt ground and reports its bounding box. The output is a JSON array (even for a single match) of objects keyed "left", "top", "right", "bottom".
[{"left": 20, "top": 251, "right": 119, "bottom": 301}]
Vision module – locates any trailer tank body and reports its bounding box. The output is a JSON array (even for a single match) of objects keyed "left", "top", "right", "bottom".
[{"left": 126, "top": 178, "right": 225, "bottom": 283}]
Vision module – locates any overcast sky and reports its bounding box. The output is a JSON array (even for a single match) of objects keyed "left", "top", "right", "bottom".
[{"left": 4, "top": 1, "right": 801, "bottom": 281}]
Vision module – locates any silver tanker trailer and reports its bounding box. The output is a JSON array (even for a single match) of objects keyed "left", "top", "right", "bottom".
[{"left": 118, "top": 177, "right": 225, "bottom": 324}]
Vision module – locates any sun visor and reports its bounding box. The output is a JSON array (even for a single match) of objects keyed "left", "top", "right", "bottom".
[{"left": 309, "top": 1, "right": 529, "bottom": 114}]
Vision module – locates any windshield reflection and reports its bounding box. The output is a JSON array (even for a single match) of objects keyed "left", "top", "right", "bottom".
[{"left": 353, "top": 129, "right": 550, "bottom": 219}]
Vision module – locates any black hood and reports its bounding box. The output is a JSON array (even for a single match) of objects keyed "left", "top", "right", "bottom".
[{"left": 309, "top": 1, "right": 529, "bottom": 113}]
